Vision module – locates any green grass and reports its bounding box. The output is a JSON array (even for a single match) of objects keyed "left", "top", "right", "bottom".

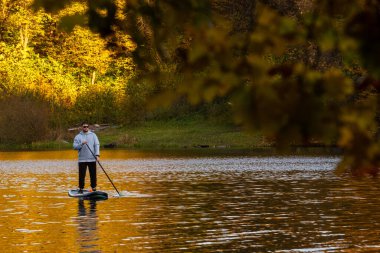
[
  {"left": 91, "top": 118, "right": 340, "bottom": 156},
  {"left": 0, "top": 115, "right": 341, "bottom": 156},
  {"left": 0, "top": 115, "right": 265, "bottom": 151},
  {"left": 98, "top": 116, "right": 267, "bottom": 150},
  {"left": 0, "top": 140, "right": 72, "bottom": 151}
]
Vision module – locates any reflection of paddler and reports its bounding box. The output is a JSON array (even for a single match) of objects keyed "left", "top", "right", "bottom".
[
  {"left": 78, "top": 199, "right": 97, "bottom": 217},
  {"left": 77, "top": 200, "right": 99, "bottom": 251}
]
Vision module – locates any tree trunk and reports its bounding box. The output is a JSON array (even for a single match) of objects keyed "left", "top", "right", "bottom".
[
  {"left": 20, "top": 24, "right": 29, "bottom": 54},
  {"left": 91, "top": 71, "right": 96, "bottom": 85}
]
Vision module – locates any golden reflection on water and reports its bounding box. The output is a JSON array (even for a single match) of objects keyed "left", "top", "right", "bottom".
[
  {"left": 0, "top": 149, "right": 251, "bottom": 160},
  {"left": 0, "top": 173, "right": 144, "bottom": 252},
  {"left": 0, "top": 150, "right": 158, "bottom": 160},
  {"left": 1, "top": 154, "right": 380, "bottom": 252}
]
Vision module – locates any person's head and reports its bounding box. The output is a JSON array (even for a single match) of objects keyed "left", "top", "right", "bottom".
[{"left": 81, "top": 122, "right": 90, "bottom": 132}]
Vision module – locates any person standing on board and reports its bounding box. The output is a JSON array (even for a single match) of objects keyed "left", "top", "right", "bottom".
[{"left": 73, "top": 122, "right": 100, "bottom": 193}]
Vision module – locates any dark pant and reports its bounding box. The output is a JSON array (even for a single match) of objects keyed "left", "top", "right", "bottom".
[{"left": 78, "top": 162, "right": 97, "bottom": 189}]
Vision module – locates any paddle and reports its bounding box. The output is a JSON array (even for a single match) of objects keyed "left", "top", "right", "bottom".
[{"left": 85, "top": 143, "right": 121, "bottom": 196}]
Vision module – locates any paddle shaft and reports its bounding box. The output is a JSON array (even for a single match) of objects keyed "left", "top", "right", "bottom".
[{"left": 85, "top": 143, "right": 121, "bottom": 196}]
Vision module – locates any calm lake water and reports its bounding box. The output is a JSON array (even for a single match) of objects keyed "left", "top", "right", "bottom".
[{"left": 0, "top": 150, "right": 380, "bottom": 252}]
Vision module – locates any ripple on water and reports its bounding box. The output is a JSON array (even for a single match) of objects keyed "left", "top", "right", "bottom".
[
  {"left": 15, "top": 229, "right": 43, "bottom": 233},
  {"left": 0, "top": 156, "right": 340, "bottom": 174},
  {"left": 2, "top": 155, "right": 380, "bottom": 253}
]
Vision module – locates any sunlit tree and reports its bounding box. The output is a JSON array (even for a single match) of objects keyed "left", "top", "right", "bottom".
[
  {"left": 0, "top": 0, "right": 136, "bottom": 132},
  {"left": 31, "top": 0, "right": 380, "bottom": 176}
]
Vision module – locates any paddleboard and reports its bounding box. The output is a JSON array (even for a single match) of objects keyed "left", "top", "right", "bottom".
[{"left": 68, "top": 189, "right": 108, "bottom": 200}]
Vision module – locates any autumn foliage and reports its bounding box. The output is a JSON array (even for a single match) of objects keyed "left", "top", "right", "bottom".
[{"left": 1, "top": 0, "right": 380, "bottom": 175}]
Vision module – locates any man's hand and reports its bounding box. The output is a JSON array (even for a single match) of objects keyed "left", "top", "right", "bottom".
[
  {"left": 96, "top": 155, "right": 100, "bottom": 161},
  {"left": 82, "top": 140, "right": 88, "bottom": 145}
]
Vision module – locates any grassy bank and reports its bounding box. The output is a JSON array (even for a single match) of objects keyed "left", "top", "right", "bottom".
[
  {"left": 0, "top": 115, "right": 265, "bottom": 151},
  {"left": 99, "top": 117, "right": 267, "bottom": 150},
  {"left": 0, "top": 115, "right": 341, "bottom": 155},
  {"left": 97, "top": 118, "right": 340, "bottom": 156}
]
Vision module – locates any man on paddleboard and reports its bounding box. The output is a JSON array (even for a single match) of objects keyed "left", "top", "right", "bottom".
[{"left": 73, "top": 122, "right": 100, "bottom": 193}]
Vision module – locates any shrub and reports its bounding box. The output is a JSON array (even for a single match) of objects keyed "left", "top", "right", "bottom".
[{"left": 0, "top": 96, "right": 51, "bottom": 144}]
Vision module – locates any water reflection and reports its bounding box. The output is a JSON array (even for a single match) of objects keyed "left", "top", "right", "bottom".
[
  {"left": 76, "top": 200, "right": 99, "bottom": 253},
  {"left": 2, "top": 154, "right": 380, "bottom": 252}
]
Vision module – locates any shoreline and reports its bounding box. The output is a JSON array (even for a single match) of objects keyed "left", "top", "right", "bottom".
[
  {"left": 0, "top": 145, "right": 343, "bottom": 157},
  {"left": 0, "top": 118, "right": 341, "bottom": 156}
]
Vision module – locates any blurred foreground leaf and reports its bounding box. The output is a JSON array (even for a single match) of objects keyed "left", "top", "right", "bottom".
[{"left": 33, "top": 0, "right": 380, "bottom": 176}]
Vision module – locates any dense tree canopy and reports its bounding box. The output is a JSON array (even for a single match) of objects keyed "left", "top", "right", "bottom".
[
  {"left": 0, "top": 0, "right": 136, "bottom": 131},
  {"left": 0, "top": 0, "right": 377, "bottom": 175}
]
